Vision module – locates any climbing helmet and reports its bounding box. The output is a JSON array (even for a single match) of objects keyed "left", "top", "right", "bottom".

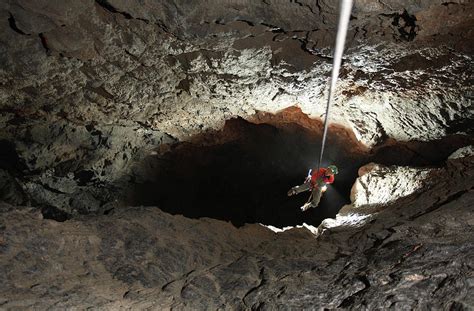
[{"left": 327, "top": 165, "right": 339, "bottom": 175}]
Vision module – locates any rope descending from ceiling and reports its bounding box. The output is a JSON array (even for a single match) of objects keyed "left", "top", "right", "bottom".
[{"left": 317, "top": 0, "right": 354, "bottom": 170}]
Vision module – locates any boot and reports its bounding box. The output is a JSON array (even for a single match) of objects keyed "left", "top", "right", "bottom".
[
  {"left": 287, "top": 187, "right": 298, "bottom": 196},
  {"left": 300, "top": 202, "right": 312, "bottom": 211}
]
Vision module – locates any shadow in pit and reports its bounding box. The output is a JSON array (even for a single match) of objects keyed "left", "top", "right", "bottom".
[{"left": 125, "top": 108, "right": 473, "bottom": 228}]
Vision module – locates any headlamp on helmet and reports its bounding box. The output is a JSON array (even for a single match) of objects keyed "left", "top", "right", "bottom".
[{"left": 327, "top": 165, "right": 339, "bottom": 175}]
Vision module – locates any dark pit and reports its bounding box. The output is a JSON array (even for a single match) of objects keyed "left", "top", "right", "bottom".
[{"left": 125, "top": 109, "right": 471, "bottom": 227}]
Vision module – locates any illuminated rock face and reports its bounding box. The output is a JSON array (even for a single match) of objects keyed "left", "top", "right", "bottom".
[
  {"left": 0, "top": 0, "right": 472, "bottom": 217},
  {"left": 320, "top": 163, "right": 436, "bottom": 230},
  {"left": 0, "top": 0, "right": 473, "bottom": 308},
  {"left": 350, "top": 163, "right": 434, "bottom": 208}
]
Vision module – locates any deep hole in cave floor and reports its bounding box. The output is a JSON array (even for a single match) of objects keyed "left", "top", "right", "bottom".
[{"left": 126, "top": 108, "right": 472, "bottom": 228}]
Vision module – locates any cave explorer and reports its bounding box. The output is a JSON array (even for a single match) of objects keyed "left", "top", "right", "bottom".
[{"left": 287, "top": 165, "right": 339, "bottom": 211}]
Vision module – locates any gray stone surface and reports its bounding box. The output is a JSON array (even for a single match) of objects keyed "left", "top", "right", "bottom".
[
  {"left": 0, "top": 1, "right": 473, "bottom": 308},
  {"left": 0, "top": 153, "right": 472, "bottom": 309},
  {"left": 449, "top": 145, "right": 474, "bottom": 159},
  {"left": 0, "top": 0, "right": 472, "bottom": 215},
  {"left": 1, "top": 1, "right": 472, "bottom": 143},
  {"left": 0, "top": 169, "right": 27, "bottom": 206}
]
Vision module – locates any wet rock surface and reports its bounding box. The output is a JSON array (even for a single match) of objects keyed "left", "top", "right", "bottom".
[{"left": 0, "top": 154, "right": 473, "bottom": 309}]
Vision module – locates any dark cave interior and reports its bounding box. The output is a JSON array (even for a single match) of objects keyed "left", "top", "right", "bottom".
[
  {"left": 2, "top": 110, "right": 470, "bottom": 228},
  {"left": 126, "top": 112, "right": 472, "bottom": 228}
]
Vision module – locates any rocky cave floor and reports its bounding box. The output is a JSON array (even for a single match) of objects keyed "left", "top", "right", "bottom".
[
  {"left": 0, "top": 147, "right": 473, "bottom": 309},
  {"left": 1, "top": 0, "right": 474, "bottom": 309},
  {"left": 1, "top": 111, "right": 473, "bottom": 309}
]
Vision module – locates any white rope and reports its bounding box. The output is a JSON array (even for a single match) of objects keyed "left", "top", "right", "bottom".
[{"left": 317, "top": 0, "right": 353, "bottom": 170}]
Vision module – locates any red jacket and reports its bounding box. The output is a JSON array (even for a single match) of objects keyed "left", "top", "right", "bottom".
[{"left": 310, "top": 168, "right": 335, "bottom": 188}]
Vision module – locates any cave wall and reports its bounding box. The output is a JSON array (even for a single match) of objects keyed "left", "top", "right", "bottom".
[
  {"left": 1, "top": 0, "right": 473, "bottom": 215},
  {"left": 1, "top": 0, "right": 472, "bottom": 146},
  {"left": 0, "top": 0, "right": 474, "bottom": 308}
]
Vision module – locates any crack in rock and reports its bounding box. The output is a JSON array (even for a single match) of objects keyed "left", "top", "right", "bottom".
[
  {"left": 408, "top": 189, "right": 470, "bottom": 220},
  {"left": 7, "top": 13, "right": 27, "bottom": 35},
  {"left": 242, "top": 267, "right": 266, "bottom": 308}
]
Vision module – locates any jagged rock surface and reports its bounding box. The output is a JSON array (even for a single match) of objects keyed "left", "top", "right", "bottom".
[
  {"left": 0, "top": 1, "right": 473, "bottom": 308},
  {"left": 320, "top": 162, "right": 436, "bottom": 230},
  {"left": 0, "top": 154, "right": 473, "bottom": 309},
  {"left": 1, "top": 0, "right": 472, "bottom": 144},
  {"left": 449, "top": 145, "right": 474, "bottom": 159},
  {"left": 0, "top": 0, "right": 473, "bottom": 215},
  {"left": 350, "top": 163, "right": 435, "bottom": 207}
]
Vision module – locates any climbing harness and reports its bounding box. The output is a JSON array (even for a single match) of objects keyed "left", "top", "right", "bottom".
[
  {"left": 305, "top": 169, "right": 312, "bottom": 183},
  {"left": 307, "top": 0, "right": 353, "bottom": 205},
  {"left": 317, "top": 0, "right": 354, "bottom": 170}
]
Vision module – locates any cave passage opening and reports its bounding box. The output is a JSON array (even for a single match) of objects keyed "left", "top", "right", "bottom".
[{"left": 125, "top": 109, "right": 472, "bottom": 228}]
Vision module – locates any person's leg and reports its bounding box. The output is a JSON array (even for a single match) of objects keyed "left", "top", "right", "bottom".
[
  {"left": 310, "top": 186, "right": 323, "bottom": 208},
  {"left": 287, "top": 182, "right": 311, "bottom": 196},
  {"left": 300, "top": 186, "right": 323, "bottom": 211}
]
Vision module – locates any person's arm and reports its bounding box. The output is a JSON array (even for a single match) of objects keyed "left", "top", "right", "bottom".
[{"left": 325, "top": 175, "right": 335, "bottom": 184}]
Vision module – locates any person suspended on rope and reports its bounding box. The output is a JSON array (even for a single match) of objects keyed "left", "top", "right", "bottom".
[{"left": 287, "top": 165, "right": 339, "bottom": 211}]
